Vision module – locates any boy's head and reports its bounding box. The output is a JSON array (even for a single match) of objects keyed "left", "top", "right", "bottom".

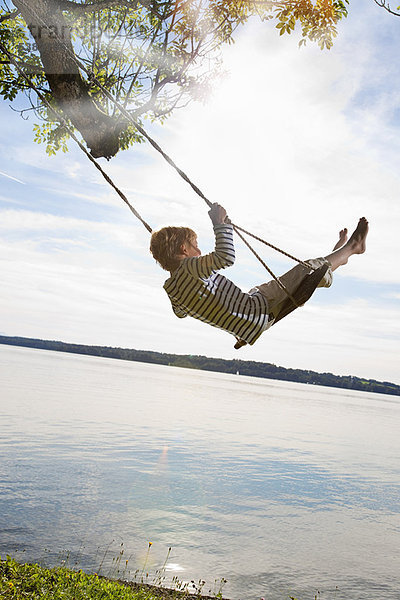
[{"left": 150, "top": 226, "right": 199, "bottom": 272}]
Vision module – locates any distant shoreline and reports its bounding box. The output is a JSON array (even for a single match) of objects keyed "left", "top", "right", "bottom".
[{"left": 1, "top": 334, "right": 399, "bottom": 397}]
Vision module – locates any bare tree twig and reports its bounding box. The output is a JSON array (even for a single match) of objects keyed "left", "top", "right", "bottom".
[
  {"left": 0, "top": 8, "right": 20, "bottom": 23},
  {"left": 373, "top": 0, "right": 400, "bottom": 16},
  {"left": 56, "top": 0, "right": 170, "bottom": 20}
]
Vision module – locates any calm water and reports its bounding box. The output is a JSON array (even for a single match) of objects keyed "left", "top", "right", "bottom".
[{"left": 1, "top": 344, "right": 399, "bottom": 599}]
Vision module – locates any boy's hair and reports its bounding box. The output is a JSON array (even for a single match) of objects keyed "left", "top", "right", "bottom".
[{"left": 150, "top": 226, "right": 196, "bottom": 272}]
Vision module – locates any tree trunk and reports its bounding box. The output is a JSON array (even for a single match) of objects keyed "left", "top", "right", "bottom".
[{"left": 14, "top": 0, "right": 121, "bottom": 158}]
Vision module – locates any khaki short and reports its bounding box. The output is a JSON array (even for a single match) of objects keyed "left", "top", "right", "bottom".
[{"left": 253, "top": 257, "right": 333, "bottom": 320}]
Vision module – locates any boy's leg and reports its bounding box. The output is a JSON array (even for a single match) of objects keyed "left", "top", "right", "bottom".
[
  {"left": 255, "top": 217, "right": 368, "bottom": 320},
  {"left": 256, "top": 257, "right": 332, "bottom": 320}
]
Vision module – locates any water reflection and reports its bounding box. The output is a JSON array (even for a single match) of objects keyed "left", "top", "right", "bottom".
[{"left": 1, "top": 345, "right": 400, "bottom": 599}]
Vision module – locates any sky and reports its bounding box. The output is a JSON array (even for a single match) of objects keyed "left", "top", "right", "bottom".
[{"left": 1, "top": 0, "right": 399, "bottom": 384}]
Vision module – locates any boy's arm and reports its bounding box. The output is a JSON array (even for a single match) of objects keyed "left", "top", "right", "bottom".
[{"left": 184, "top": 203, "right": 235, "bottom": 278}]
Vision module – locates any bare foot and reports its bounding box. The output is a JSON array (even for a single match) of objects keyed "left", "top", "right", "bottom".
[
  {"left": 332, "top": 227, "right": 348, "bottom": 251},
  {"left": 324, "top": 218, "right": 369, "bottom": 271},
  {"left": 347, "top": 217, "right": 368, "bottom": 254}
]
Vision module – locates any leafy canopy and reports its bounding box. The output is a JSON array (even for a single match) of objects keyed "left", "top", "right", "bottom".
[{"left": 0, "top": 0, "right": 349, "bottom": 157}]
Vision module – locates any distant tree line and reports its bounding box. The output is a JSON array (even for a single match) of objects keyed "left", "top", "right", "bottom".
[{"left": 1, "top": 334, "right": 399, "bottom": 397}]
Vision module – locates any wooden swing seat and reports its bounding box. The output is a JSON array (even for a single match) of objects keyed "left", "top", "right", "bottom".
[{"left": 234, "top": 263, "right": 329, "bottom": 349}]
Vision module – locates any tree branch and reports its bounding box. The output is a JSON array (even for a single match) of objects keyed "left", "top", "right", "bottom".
[
  {"left": 1, "top": 57, "right": 44, "bottom": 73},
  {"left": 56, "top": 0, "right": 168, "bottom": 19},
  {"left": 13, "top": 0, "right": 122, "bottom": 158},
  {"left": 0, "top": 8, "right": 20, "bottom": 23},
  {"left": 57, "top": 0, "right": 134, "bottom": 13},
  {"left": 373, "top": 0, "right": 400, "bottom": 16},
  {"left": 122, "top": 17, "right": 163, "bottom": 109}
]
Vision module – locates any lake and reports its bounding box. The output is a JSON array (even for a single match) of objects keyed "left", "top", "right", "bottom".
[{"left": 1, "top": 344, "right": 399, "bottom": 599}]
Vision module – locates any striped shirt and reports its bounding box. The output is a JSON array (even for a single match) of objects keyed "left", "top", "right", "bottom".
[{"left": 163, "top": 224, "right": 270, "bottom": 345}]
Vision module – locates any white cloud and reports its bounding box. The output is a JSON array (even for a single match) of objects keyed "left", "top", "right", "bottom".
[
  {"left": 108, "top": 20, "right": 400, "bottom": 286},
  {"left": 1, "top": 230, "right": 399, "bottom": 383},
  {"left": 0, "top": 4, "right": 399, "bottom": 383},
  {"left": 0, "top": 207, "right": 151, "bottom": 252}
]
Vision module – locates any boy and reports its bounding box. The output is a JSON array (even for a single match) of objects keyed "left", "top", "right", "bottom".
[{"left": 150, "top": 203, "right": 368, "bottom": 347}]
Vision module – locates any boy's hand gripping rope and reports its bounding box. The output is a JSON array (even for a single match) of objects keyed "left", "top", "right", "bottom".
[{"left": 0, "top": 4, "right": 312, "bottom": 306}]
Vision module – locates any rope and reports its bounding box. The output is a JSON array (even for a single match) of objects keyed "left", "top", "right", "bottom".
[
  {"left": 16, "top": 0, "right": 215, "bottom": 208},
  {"left": 0, "top": 41, "right": 153, "bottom": 234},
  {"left": 1, "top": 5, "right": 313, "bottom": 303},
  {"left": 233, "top": 227, "right": 300, "bottom": 308},
  {"left": 12, "top": 0, "right": 307, "bottom": 263},
  {"left": 234, "top": 224, "right": 310, "bottom": 268}
]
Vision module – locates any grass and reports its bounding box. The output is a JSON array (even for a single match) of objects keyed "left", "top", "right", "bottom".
[
  {"left": 0, "top": 555, "right": 334, "bottom": 600},
  {"left": 0, "top": 555, "right": 227, "bottom": 600}
]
